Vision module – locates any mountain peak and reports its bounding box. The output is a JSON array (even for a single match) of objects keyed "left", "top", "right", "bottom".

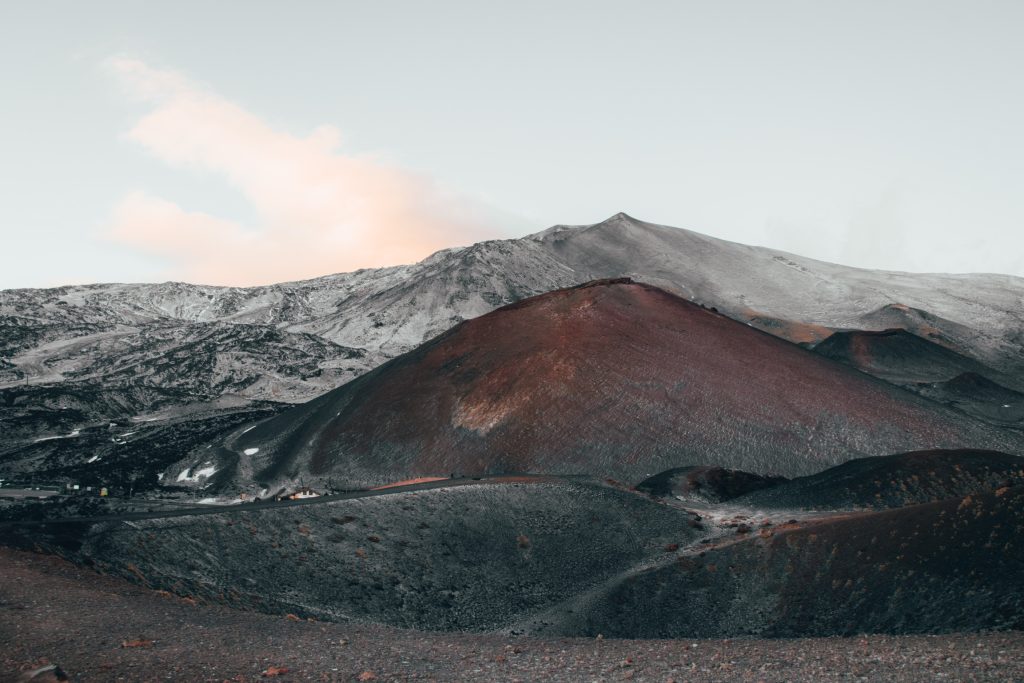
[
  {"left": 605, "top": 211, "right": 637, "bottom": 222},
  {"left": 593, "top": 212, "right": 647, "bottom": 229},
  {"left": 526, "top": 212, "right": 644, "bottom": 242}
]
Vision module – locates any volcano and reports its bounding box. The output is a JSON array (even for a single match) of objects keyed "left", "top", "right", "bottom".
[
  {"left": 217, "top": 280, "right": 1023, "bottom": 489},
  {"left": 812, "top": 328, "right": 996, "bottom": 384}
]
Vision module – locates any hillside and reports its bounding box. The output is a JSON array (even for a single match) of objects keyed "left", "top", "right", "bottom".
[
  {"left": 532, "top": 485, "right": 1024, "bottom": 638},
  {"left": 811, "top": 328, "right": 994, "bottom": 385},
  {"left": 4, "top": 214, "right": 1022, "bottom": 477},
  {"left": 536, "top": 215, "right": 1024, "bottom": 379},
  {"left": 12, "top": 479, "right": 702, "bottom": 632},
  {"left": 208, "top": 280, "right": 1024, "bottom": 490},
  {"left": 735, "top": 448, "right": 1024, "bottom": 510},
  {"left": 4, "top": 213, "right": 1022, "bottom": 415}
]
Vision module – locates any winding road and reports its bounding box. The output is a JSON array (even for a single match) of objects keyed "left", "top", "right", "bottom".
[{"left": 0, "top": 474, "right": 566, "bottom": 528}]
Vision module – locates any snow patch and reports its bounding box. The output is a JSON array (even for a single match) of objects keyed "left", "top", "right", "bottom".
[
  {"left": 244, "top": 447, "right": 260, "bottom": 455},
  {"left": 176, "top": 464, "right": 218, "bottom": 482},
  {"left": 86, "top": 455, "right": 100, "bottom": 464},
  {"left": 33, "top": 429, "right": 81, "bottom": 443},
  {"left": 194, "top": 464, "right": 217, "bottom": 479},
  {"left": 196, "top": 497, "right": 242, "bottom": 505}
]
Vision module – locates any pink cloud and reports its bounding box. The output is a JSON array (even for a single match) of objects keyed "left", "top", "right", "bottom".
[{"left": 106, "top": 58, "right": 505, "bottom": 286}]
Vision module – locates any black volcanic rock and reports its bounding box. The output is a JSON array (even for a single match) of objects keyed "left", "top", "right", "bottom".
[
  {"left": 22, "top": 469, "right": 1024, "bottom": 640},
  {"left": 810, "top": 330, "right": 1023, "bottom": 426},
  {"left": 738, "top": 449, "right": 1024, "bottom": 510},
  {"left": 535, "top": 485, "right": 1024, "bottom": 638},
  {"left": 636, "top": 466, "right": 787, "bottom": 503},
  {"left": 812, "top": 328, "right": 994, "bottom": 384},
  {"left": 25, "top": 480, "right": 702, "bottom": 632},
  {"left": 0, "top": 405, "right": 281, "bottom": 494},
  {"left": 917, "top": 372, "right": 1024, "bottom": 425}
]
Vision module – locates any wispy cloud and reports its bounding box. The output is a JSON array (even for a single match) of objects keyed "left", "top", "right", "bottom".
[{"left": 106, "top": 57, "right": 505, "bottom": 286}]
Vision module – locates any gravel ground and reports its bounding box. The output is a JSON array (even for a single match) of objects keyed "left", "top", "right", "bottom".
[{"left": 3, "top": 547, "right": 1022, "bottom": 682}]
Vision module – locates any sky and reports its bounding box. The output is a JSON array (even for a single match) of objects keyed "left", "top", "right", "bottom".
[{"left": 2, "top": 1, "right": 1023, "bottom": 289}]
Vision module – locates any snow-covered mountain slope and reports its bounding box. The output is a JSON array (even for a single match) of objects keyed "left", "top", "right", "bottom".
[
  {"left": 2, "top": 213, "right": 1022, "bottom": 444},
  {"left": 1, "top": 239, "right": 576, "bottom": 403},
  {"left": 535, "top": 214, "right": 1024, "bottom": 381}
]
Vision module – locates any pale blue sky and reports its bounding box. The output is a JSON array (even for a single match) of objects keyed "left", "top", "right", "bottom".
[{"left": 2, "top": 1, "right": 1023, "bottom": 288}]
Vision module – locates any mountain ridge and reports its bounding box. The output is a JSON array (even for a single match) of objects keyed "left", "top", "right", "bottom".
[{"left": 3, "top": 214, "right": 1022, "bottom": 457}]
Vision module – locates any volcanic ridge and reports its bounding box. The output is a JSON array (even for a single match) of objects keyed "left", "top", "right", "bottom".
[{"left": 216, "top": 279, "right": 1024, "bottom": 491}]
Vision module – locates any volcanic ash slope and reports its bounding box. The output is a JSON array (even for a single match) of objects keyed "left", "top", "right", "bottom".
[
  {"left": 220, "top": 280, "right": 1024, "bottom": 490},
  {"left": 65, "top": 480, "right": 701, "bottom": 632},
  {"left": 541, "top": 484, "right": 1024, "bottom": 639}
]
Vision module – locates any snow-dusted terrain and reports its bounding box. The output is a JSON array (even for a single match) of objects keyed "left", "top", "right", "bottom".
[{"left": 0, "top": 238, "right": 577, "bottom": 408}]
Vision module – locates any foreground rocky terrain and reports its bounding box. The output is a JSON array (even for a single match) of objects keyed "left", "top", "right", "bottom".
[
  {"left": 547, "top": 484, "right": 1024, "bottom": 639},
  {"left": 4, "top": 540, "right": 1024, "bottom": 682},
  {"left": 4, "top": 548, "right": 1019, "bottom": 683},
  {"left": 4, "top": 450, "right": 1021, "bottom": 643}
]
